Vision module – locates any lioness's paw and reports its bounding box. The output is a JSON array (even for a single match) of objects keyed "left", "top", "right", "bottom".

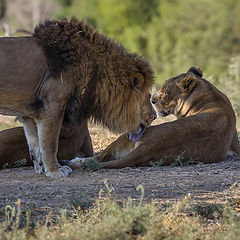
[
  {"left": 60, "top": 158, "right": 100, "bottom": 171},
  {"left": 61, "top": 158, "right": 87, "bottom": 169},
  {"left": 46, "top": 166, "right": 72, "bottom": 178},
  {"left": 70, "top": 158, "right": 86, "bottom": 168}
]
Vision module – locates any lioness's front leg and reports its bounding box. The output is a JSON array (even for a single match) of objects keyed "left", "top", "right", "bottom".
[
  {"left": 64, "top": 134, "right": 135, "bottom": 169},
  {"left": 63, "top": 156, "right": 98, "bottom": 169},
  {"left": 36, "top": 114, "right": 72, "bottom": 178},
  {"left": 21, "top": 117, "right": 43, "bottom": 174}
]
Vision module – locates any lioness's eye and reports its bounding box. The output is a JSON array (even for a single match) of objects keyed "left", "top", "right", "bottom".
[
  {"left": 163, "top": 91, "right": 170, "bottom": 103},
  {"left": 164, "top": 90, "right": 170, "bottom": 96}
]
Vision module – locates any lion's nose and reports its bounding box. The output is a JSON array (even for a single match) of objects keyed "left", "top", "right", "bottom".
[
  {"left": 152, "top": 111, "right": 157, "bottom": 121},
  {"left": 151, "top": 95, "right": 157, "bottom": 104},
  {"left": 151, "top": 93, "right": 158, "bottom": 104},
  {"left": 152, "top": 99, "right": 156, "bottom": 104}
]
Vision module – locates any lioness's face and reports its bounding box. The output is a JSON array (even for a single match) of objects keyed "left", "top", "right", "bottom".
[
  {"left": 152, "top": 66, "right": 202, "bottom": 117},
  {"left": 152, "top": 76, "right": 183, "bottom": 117}
]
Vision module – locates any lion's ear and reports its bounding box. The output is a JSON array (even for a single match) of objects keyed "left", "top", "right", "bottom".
[
  {"left": 131, "top": 72, "right": 144, "bottom": 92},
  {"left": 177, "top": 74, "right": 198, "bottom": 94},
  {"left": 187, "top": 66, "right": 203, "bottom": 77}
]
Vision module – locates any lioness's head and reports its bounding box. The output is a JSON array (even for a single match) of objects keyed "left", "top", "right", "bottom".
[{"left": 152, "top": 66, "right": 203, "bottom": 118}]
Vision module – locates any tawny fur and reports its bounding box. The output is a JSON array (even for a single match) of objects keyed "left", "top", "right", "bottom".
[
  {"left": 0, "top": 17, "right": 154, "bottom": 178},
  {"left": 0, "top": 122, "right": 93, "bottom": 168},
  {"left": 65, "top": 67, "right": 240, "bottom": 169},
  {"left": 0, "top": 94, "right": 156, "bottom": 168},
  {"left": 33, "top": 17, "right": 154, "bottom": 133}
]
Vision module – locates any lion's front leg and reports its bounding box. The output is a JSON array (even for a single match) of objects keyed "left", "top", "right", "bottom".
[
  {"left": 21, "top": 117, "right": 44, "bottom": 174},
  {"left": 36, "top": 116, "right": 72, "bottom": 178}
]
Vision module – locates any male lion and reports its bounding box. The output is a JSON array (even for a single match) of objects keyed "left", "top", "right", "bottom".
[
  {"left": 0, "top": 17, "right": 154, "bottom": 178},
  {"left": 65, "top": 66, "right": 240, "bottom": 169}
]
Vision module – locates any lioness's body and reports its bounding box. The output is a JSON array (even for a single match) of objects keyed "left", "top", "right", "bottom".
[
  {"left": 0, "top": 123, "right": 93, "bottom": 168},
  {"left": 0, "top": 18, "right": 154, "bottom": 178},
  {"left": 67, "top": 67, "right": 240, "bottom": 169}
]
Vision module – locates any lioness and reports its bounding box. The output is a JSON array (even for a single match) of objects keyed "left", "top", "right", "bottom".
[
  {"left": 0, "top": 17, "right": 154, "bottom": 178},
  {"left": 65, "top": 66, "right": 240, "bottom": 169}
]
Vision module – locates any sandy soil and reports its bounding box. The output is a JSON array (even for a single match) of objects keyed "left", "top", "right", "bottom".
[{"left": 0, "top": 118, "right": 240, "bottom": 223}]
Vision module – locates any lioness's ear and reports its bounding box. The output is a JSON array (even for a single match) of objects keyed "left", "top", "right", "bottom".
[
  {"left": 131, "top": 72, "right": 144, "bottom": 91},
  {"left": 187, "top": 66, "right": 203, "bottom": 77},
  {"left": 177, "top": 74, "right": 198, "bottom": 94}
]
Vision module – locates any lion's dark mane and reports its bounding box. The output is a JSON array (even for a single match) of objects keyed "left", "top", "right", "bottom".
[
  {"left": 33, "top": 17, "right": 154, "bottom": 130},
  {"left": 33, "top": 17, "right": 125, "bottom": 79}
]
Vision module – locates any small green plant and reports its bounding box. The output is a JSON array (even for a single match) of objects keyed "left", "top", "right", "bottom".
[
  {"left": 67, "top": 192, "right": 93, "bottom": 211},
  {"left": 2, "top": 159, "right": 27, "bottom": 169},
  {"left": 224, "top": 183, "right": 240, "bottom": 204},
  {"left": 136, "top": 184, "right": 144, "bottom": 206},
  {"left": 25, "top": 209, "right": 31, "bottom": 229},
  {"left": 191, "top": 202, "right": 223, "bottom": 219},
  {"left": 171, "top": 154, "right": 185, "bottom": 166},
  {"left": 2, "top": 163, "right": 9, "bottom": 169},
  {"left": 171, "top": 155, "right": 201, "bottom": 167},
  {"left": 186, "top": 156, "right": 201, "bottom": 165},
  {"left": 4, "top": 205, "right": 16, "bottom": 226},
  {"left": 81, "top": 159, "right": 101, "bottom": 171},
  {"left": 149, "top": 159, "right": 164, "bottom": 167},
  {"left": 14, "top": 159, "right": 27, "bottom": 168}
]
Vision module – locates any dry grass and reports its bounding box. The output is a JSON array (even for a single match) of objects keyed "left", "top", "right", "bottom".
[
  {"left": 0, "top": 116, "right": 21, "bottom": 131},
  {"left": 0, "top": 184, "right": 240, "bottom": 240}
]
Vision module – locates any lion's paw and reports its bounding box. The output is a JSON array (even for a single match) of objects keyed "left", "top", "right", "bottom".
[
  {"left": 46, "top": 166, "right": 73, "bottom": 179},
  {"left": 30, "top": 150, "right": 45, "bottom": 174},
  {"left": 33, "top": 160, "right": 44, "bottom": 174}
]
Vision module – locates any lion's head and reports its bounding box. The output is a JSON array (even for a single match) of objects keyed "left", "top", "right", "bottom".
[
  {"left": 128, "top": 92, "right": 157, "bottom": 142},
  {"left": 152, "top": 66, "right": 203, "bottom": 118},
  {"left": 86, "top": 31, "right": 155, "bottom": 135},
  {"left": 34, "top": 17, "right": 154, "bottom": 135},
  {"left": 92, "top": 63, "right": 156, "bottom": 135}
]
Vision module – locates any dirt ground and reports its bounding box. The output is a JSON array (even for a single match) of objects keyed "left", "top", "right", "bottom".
[{"left": 0, "top": 117, "right": 240, "bottom": 223}]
